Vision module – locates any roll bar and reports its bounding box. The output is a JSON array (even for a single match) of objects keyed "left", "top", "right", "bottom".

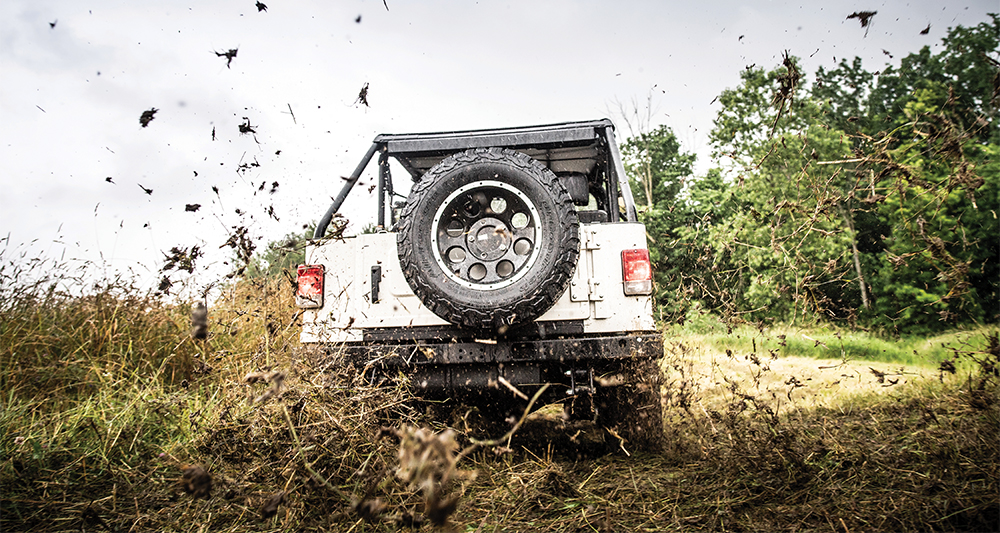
[
  {"left": 312, "top": 119, "right": 639, "bottom": 239},
  {"left": 313, "top": 142, "right": 380, "bottom": 239}
]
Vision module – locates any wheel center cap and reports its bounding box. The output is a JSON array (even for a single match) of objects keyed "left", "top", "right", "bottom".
[{"left": 467, "top": 218, "right": 510, "bottom": 260}]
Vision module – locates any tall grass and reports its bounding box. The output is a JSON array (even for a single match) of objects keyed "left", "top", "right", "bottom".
[
  {"left": 2, "top": 254, "right": 997, "bottom": 532},
  {"left": 0, "top": 253, "right": 317, "bottom": 530},
  {"left": 3, "top": 257, "right": 185, "bottom": 524}
]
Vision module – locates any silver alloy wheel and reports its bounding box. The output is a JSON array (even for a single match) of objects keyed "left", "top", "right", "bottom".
[{"left": 430, "top": 180, "right": 542, "bottom": 290}]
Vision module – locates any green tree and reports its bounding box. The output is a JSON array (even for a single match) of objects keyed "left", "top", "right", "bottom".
[
  {"left": 864, "top": 88, "right": 1000, "bottom": 333},
  {"left": 696, "top": 17, "right": 999, "bottom": 332},
  {"left": 246, "top": 227, "right": 312, "bottom": 279},
  {"left": 868, "top": 14, "right": 999, "bottom": 144},
  {"left": 621, "top": 125, "right": 696, "bottom": 208},
  {"left": 813, "top": 56, "right": 877, "bottom": 135},
  {"left": 706, "top": 57, "right": 874, "bottom": 323},
  {"left": 670, "top": 168, "right": 740, "bottom": 317},
  {"left": 619, "top": 125, "right": 697, "bottom": 320},
  {"left": 847, "top": 15, "right": 1000, "bottom": 332}
]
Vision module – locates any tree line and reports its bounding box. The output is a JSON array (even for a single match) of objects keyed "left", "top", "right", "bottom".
[{"left": 622, "top": 15, "right": 998, "bottom": 335}]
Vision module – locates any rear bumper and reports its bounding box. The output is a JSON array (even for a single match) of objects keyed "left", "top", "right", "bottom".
[
  {"left": 338, "top": 333, "right": 662, "bottom": 392},
  {"left": 342, "top": 333, "right": 662, "bottom": 365}
]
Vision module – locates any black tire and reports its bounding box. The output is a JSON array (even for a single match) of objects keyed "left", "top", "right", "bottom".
[
  {"left": 397, "top": 148, "right": 580, "bottom": 330},
  {"left": 595, "top": 358, "right": 664, "bottom": 453}
]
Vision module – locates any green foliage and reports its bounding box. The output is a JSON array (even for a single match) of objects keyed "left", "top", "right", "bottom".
[
  {"left": 0, "top": 264, "right": 191, "bottom": 405},
  {"left": 870, "top": 14, "right": 999, "bottom": 144},
  {"left": 867, "top": 114, "right": 1000, "bottom": 333},
  {"left": 859, "top": 16, "right": 998, "bottom": 332},
  {"left": 692, "top": 55, "right": 868, "bottom": 324},
  {"left": 621, "top": 125, "right": 695, "bottom": 207},
  {"left": 710, "top": 55, "right": 814, "bottom": 165},
  {"left": 0, "top": 254, "right": 213, "bottom": 508},
  {"left": 814, "top": 57, "right": 876, "bottom": 134},
  {"left": 633, "top": 15, "right": 998, "bottom": 333},
  {"left": 245, "top": 227, "right": 312, "bottom": 279}
]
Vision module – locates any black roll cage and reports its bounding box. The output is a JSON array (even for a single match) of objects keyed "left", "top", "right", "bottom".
[{"left": 313, "top": 118, "right": 637, "bottom": 239}]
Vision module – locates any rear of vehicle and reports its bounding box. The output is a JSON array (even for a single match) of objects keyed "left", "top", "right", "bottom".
[{"left": 297, "top": 119, "right": 663, "bottom": 448}]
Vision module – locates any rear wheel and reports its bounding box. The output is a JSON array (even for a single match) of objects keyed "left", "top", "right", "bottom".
[{"left": 397, "top": 148, "right": 579, "bottom": 331}]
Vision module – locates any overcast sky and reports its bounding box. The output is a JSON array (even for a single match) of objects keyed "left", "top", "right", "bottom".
[{"left": 0, "top": 0, "right": 994, "bottom": 294}]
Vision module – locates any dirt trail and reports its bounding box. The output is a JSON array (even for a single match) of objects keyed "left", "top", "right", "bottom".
[{"left": 666, "top": 345, "right": 935, "bottom": 413}]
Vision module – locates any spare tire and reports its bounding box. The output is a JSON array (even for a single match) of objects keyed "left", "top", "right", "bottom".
[{"left": 397, "top": 148, "right": 580, "bottom": 330}]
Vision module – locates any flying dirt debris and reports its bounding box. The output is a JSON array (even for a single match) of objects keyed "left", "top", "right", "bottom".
[
  {"left": 255, "top": 1, "right": 267, "bottom": 12},
  {"left": 847, "top": 11, "right": 877, "bottom": 36},
  {"left": 191, "top": 302, "right": 208, "bottom": 340},
  {"left": 105, "top": 177, "right": 115, "bottom": 184},
  {"left": 220, "top": 226, "right": 256, "bottom": 277},
  {"left": 920, "top": 23, "right": 931, "bottom": 35},
  {"left": 138, "top": 183, "right": 153, "bottom": 195},
  {"left": 351, "top": 497, "right": 387, "bottom": 523},
  {"left": 49, "top": 20, "right": 56, "bottom": 29},
  {"left": 238, "top": 157, "right": 260, "bottom": 174},
  {"left": 81, "top": 506, "right": 108, "bottom": 530},
  {"left": 178, "top": 465, "right": 212, "bottom": 499},
  {"left": 769, "top": 52, "right": 801, "bottom": 134},
  {"left": 355, "top": 82, "right": 370, "bottom": 107},
  {"left": 161, "top": 246, "right": 203, "bottom": 278},
  {"left": 243, "top": 370, "right": 283, "bottom": 385},
  {"left": 139, "top": 108, "right": 158, "bottom": 127},
  {"left": 244, "top": 370, "right": 285, "bottom": 403},
  {"left": 185, "top": 204, "right": 201, "bottom": 212},
  {"left": 393, "top": 427, "right": 470, "bottom": 526},
  {"left": 239, "top": 117, "right": 257, "bottom": 135},
  {"left": 157, "top": 276, "right": 172, "bottom": 293},
  {"left": 214, "top": 48, "right": 238, "bottom": 68},
  {"left": 260, "top": 491, "right": 285, "bottom": 520}
]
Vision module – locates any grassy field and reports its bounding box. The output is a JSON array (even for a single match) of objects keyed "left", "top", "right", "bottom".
[
  {"left": 1, "top": 265, "right": 998, "bottom": 532},
  {"left": 669, "top": 311, "right": 982, "bottom": 367}
]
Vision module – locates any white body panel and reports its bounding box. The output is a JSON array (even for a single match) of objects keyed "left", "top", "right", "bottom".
[{"left": 300, "top": 222, "right": 655, "bottom": 343}]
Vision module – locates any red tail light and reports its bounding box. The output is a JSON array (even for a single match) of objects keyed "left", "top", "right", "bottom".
[
  {"left": 621, "top": 249, "right": 652, "bottom": 296},
  {"left": 296, "top": 265, "right": 325, "bottom": 308}
]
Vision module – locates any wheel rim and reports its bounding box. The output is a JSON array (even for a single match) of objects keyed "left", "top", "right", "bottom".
[{"left": 430, "top": 180, "right": 542, "bottom": 290}]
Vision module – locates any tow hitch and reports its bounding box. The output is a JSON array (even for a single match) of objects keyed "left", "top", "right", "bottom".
[{"left": 564, "top": 368, "right": 595, "bottom": 420}]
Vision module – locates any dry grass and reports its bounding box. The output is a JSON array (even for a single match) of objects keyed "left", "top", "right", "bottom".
[
  {"left": 672, "top": 339, "right": 936, "bottom": 412},
  {"left": 1, "top": 260, "right": 997, "bottom": 532},
  {"left": 653, "top": 336, "right": 999, "bottom": 532}
]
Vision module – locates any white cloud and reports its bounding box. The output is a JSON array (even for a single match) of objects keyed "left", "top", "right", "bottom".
[{"left": 0, "top": 0, "right": 994, "bottom": 292}]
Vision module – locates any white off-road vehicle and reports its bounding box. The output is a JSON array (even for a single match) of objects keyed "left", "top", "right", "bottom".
[{"left": 296, "top": 119, "right": 663, "bottom": 448}]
